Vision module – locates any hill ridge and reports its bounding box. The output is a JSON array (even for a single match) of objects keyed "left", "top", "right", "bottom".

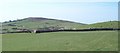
[{"left": 2, "top": 17, "right": 119, "bottom": 33}]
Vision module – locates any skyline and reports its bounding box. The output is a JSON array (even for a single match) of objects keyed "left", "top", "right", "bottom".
[{"left": 0, "top": 0, "right": 119, "bottom": 24}]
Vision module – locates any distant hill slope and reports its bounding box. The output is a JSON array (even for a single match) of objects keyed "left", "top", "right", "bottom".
[
  {"left": 81, "top": 21, "right": 120, "bottom": 29},
  {"left": 2, "top": 17, "right": 85, "bottom": 32}
]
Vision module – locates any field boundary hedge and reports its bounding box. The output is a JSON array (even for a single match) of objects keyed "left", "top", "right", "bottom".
[
  {"left": 4, "top": 28, "right": 120, "bottom": 33},
  {"left": 35, "top": 28, "right": 120, "bottom": 33}
]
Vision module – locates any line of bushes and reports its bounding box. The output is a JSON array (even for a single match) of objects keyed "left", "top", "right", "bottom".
[
  {"left": 35, "top": 28, "right": 120, "bottom": 33},
  {"left": 3, "top": 28, "right": 120, "bottom": 33}
]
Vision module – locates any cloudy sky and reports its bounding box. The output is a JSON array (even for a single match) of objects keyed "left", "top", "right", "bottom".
[{"left": 0, "top": 0, "right": 119, "bottom": 24}]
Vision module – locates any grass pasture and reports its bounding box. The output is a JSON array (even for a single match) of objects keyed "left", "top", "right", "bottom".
[
  {"left": 0, "top": 34, "right": 2, "bottom": 52},
  {"left": 2, "top": 31, "right": 118, "bottom": 51}
]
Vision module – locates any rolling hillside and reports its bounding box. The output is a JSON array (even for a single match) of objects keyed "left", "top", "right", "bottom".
[
  {"left": 2, "top": 17, "right": 85, "bottom": 32},
  {"left": 2, "top": 17, "right": 119, "bottom": 33},
  {"left": 81, "top": 21, "right": 120, "bottom": 29},
  {"left": 2, "top": 17, "right": 119, "bottom": 51}
]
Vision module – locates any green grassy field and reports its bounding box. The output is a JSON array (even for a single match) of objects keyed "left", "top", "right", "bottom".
[
  {"left": 2, "top": 31, "right": 118, "bottom": 51},
  {"left": 0, "top": 34, "right": 2, "bottom": 52},
  {"left": 82, "top": 21, "right": 119, "bottom": 29}
]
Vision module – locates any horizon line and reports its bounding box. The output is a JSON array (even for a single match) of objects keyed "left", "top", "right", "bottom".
[{"left": 1, "top": 17, "right": 119, "bottom": 24}]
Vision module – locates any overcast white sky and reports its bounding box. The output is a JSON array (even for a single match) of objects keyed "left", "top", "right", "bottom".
[{"left": 0, "top": 0, "right": 119, "bottom": 24}]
